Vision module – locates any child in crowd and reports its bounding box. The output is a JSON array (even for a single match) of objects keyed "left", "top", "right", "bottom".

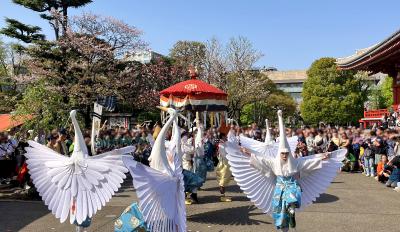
[{"left": 375, "top": 154, "right": 389, "bottom": 183}]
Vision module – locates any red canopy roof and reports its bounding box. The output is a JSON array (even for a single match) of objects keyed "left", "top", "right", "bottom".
[{"left": 160, "top": 78, "right": 227, "bottom": 97}]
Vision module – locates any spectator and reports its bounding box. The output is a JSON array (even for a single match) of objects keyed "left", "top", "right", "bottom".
[
  {"left": 315, "top": 129, "right": 327, "bottom": 153},
  {"left": 393, "top": 136, "right": 400, "bottom": 157},
  {"left": 248, "top": 123, "right": 260, "bottom": 140},
  {"left": 305, "top": 131, "right": 315, "bottom": 155},
  {"left": 385, "top": 156, "right": 400, "bottom": 188},
  {"left": 376, "top": 154, "right": 389, "bottom": 183},
  {"left": 56, "top": 129, "right": 69, "bottom": 156},
  {"left": 373, "top": 137, "right": 387, "bottom": 167},
  {"left": 0, "top": 132, "right": 15, "bottom": 184},
  {"left": 362, "top": 139, "right": 375, "bottom": 177},
  {"left": 385, "top": 130, "right": 396, "bottom": 159},
  {"left": 47, "top": 134, "right": 58, "bottom": 151},
  {"left": 332, "top": 131, "right": 340, "bottom": 147}
]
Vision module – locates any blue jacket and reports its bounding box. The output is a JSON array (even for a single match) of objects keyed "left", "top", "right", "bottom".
[{"left": 389, "top": 167, "right": 400, "bottom": 182}]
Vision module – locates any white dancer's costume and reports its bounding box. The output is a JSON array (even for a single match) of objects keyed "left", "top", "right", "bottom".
[
  {"left": 24, "top": 110, "right": 133, "bottom": 225},
  {"left": 225, "top": 110, "right": 346, "bottom": 231},
  {"left": 181, "top": 135, "right": 195, "bottom": 171},
  {"left": 264, "top": 118, "right": 273, "bottom": 145},
  {"left": 193, "top": 124, "right": 207, "bottom": 184},
  {"left": 122, "top": 107, "right": 186, "bottom": 232}
]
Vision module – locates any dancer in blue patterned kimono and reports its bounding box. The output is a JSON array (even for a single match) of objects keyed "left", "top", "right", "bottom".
[
  {"left": 225, "top": 110, "right": 347, "bottom": 231},
  {"left": 114, "top": 203, "right": 148, "bottom": 232}
]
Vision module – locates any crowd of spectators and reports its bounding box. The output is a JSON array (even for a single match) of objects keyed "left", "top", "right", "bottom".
[
  {"left": 0, "top": 123, "right": 156, "bottom": 191},
  {"left": 3, "top": 119, "right": 400, "bottom": 198},
  {"left": 233, "top": 122, "right": 400, "bottom": 192}
]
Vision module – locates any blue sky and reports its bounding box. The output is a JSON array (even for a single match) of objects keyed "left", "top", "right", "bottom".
[{"left": 1, "top": 0, "right": 399, "bottom": 70}]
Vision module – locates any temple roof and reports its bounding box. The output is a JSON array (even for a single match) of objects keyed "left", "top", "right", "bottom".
[{"left": 336, "top": 29, "right": 400, "bottom": 73}]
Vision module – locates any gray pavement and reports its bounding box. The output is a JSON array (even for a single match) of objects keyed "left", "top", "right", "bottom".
[{"left": 1, "top": 172, "right": 400, "bottom": 232}]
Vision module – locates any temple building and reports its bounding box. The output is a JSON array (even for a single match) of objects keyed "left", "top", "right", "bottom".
[{"left": 337, "top": 29, "right": 400, "bottom": 127}]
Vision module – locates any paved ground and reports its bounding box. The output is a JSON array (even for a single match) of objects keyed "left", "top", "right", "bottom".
[{"left": 1, "top": 172, "right": 400, "bottom": 232}]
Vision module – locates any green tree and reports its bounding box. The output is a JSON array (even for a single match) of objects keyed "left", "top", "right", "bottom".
[
  {"left": 300, "top": 58, "right": 370, "bottom": 125},
  {"left": 169, "top": 41, "right": 206, "bottom": 78},
  {"left": 0, "top": 18, "right": 45, "bottom": 44},
  {"left": 368, "top": 76, "right": 393, "bottom": 110},
  {"left": 9, "top": 0, "right": 92, "bottom": 40},
  {"left": 227, "top": 70, "right": 277, "bottom": 123},
  {"left": 0, "top": 40, "right": 7, "bottom": 77},
  {"left": 240, "top": 92, "right": 297, "bottom": 126},
  {"left": 381, "top": 76, "right": 393, "bottom": 107},
  {"left": 0, "top": 40, "right": 23, "bottom": 113},
  {"left": 1, "top": 1, "right": 153, "bottom": 128},
  {"left": 14, "top": 81, "right": 68, "bottom": 131}
]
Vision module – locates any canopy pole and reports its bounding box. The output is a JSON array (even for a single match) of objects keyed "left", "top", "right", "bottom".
[
  {"left": 204, "top": 111, "right": 207, "bottom": 128},
  {"left": 188, "top": 111, "right": 191, "bottom": 129},
  {"left": 196, "top": 111, "right": 200, "bottom": 129},
  {"left": 210, "top": 112, "right": 214, "bottom": 128}
]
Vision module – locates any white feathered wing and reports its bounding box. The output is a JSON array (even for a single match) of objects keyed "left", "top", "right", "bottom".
[
  {"left": 298, "top": 149, "right": 347, "bottom": 210},
  {"left": 225, "top": 141, "right": 276, "bottom": 214},
  {"left": 123, "top": 157, "right": 182, "bottom": 231},
  {"left": 239, "top": 134, "right": 298, "bottom": 158},
  {"left": 123, "top": 109, "right": 185, "bottom": 232},
  {"left": 25, "top": 141, "right": 133, "bottom": 224}
]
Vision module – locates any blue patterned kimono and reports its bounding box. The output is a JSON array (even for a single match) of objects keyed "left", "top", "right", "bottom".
[
  {"left": 183, "top": 169, "right": 204, "bottom": 192},
  {"left": 272, "top": 176, "right": 302, "bottom": 230},
  {"left": 115, "top": 202, "right": 148, "bottom": 232},
  {"left": 193, "top": 156, "right": 207, "bottom": 184}
]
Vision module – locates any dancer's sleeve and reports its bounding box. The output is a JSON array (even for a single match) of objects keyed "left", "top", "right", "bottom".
[
  {"left": 239, "top": 135, "right": 298, "bottom": 158},
  {"left": 225, "top": 141, "right": 276, "bottom": 215},
  {"left": 249, "top": 154, "right": 274, "bottom": 177},
  {"left": 122, "top": 156, "right": 186, "bottom": 232},
  {"left": 297, "top": 149, "right": 347, "bottom": 210},
  {"left": 239, "top": 135, "right": 276, "bottom": 158}
]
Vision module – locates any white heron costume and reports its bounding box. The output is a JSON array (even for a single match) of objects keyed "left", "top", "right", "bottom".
[
  {"left": 24, "top": 110, "right": 133, "bottom": 226},
  {"left": 192, "top": 123, "right": 207, "bottom": 184},
  {"left": 264, "top": 118, "right": 274, "bottom": 145},
  {"left": 225, "top": 110, "right": 346, "bottom": 231},
  {"left": 122, "top": 107, "right": 186, "bottom": 232}
]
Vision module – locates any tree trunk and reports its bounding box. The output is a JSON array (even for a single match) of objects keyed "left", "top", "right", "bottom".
[
  {"left": 84, "top": 105, "right": 91, "bottom": 129},
  {"left": 62, "top": 5, "right": 68, "bottom": 37}
]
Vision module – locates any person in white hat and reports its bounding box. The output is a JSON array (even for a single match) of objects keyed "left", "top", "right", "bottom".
[{"left": 225, "top": 110, "right": 347, "bottom": 232}]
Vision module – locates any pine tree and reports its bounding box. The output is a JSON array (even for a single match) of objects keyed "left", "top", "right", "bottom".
[{"left": 9, "top": 0, "right": 92, "bottom": 40}]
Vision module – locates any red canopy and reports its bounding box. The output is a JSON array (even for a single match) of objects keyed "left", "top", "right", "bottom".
[
  {"left": 160, "top": 71, "right": 227, "bottom": 111},
  {"left": 160, "top": 78, "right": 227, "bottom": 97}
]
